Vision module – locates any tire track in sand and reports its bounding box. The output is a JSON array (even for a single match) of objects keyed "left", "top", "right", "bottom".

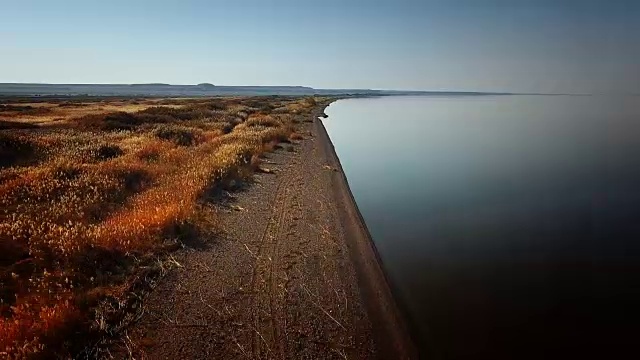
[{"left": 249, "top": 156, "right": 301, "bottom": 359}]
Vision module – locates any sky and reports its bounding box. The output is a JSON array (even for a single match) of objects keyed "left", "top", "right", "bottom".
[{"left": 0, "top": 0, "right": 638, "bottom": 93}]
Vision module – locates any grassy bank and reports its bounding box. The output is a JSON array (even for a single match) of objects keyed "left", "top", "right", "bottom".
[{"left": 0, "top": 96, "right": 326, "bottom": 358}]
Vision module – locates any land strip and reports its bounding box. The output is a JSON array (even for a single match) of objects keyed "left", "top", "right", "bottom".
[{"left": 119, "top": 104, "right": 417, "bottom": 359}]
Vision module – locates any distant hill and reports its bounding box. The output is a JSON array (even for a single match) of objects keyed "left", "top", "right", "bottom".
[{"left": 0, "top": 83, "right": 511, "bottom": 97}]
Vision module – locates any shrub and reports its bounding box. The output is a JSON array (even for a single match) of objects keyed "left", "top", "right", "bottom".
[
  {"left": 0, "top": 105, "right": 51, "bottom": 116},
  {"left": 242, "top": 115, "right": 282, "bottom": 128},
  {"left": 135, "top": 113, "right": 175, "bottom": 124},
  {"left": 57, "top": 102, "right": 88, "bottom": 108},
  {"left": 139, "top": 106, "right": 211, "bottom": 121},
  {"left": 75, "top": 112, "right": 139, "bottom": 131},
  {"left": 222, "top": 122, "right": 234, "bottom": 134},
  {"left": 92, "top": 144, "right": 124, "bottom": 161},
  {"left": 289, "top": 132, "right": 304, "bottom": 141},
  {"left": 0, "top": 235, "right": 29, "bottom": 267},
  {"left": 154, "top": 126, "right": 200, "bottom": 146},
  {"left": 135, "top": 140, "right": 170, "bottom": 162},
  {"left": 115, "top": 167, "right": 152, "bottom": 193},
  {"left": 0, "top": 120, "right": 38, "bottom": 130},
  {"left": 0, "top": 133, "right": 36, "bottom": 168}
]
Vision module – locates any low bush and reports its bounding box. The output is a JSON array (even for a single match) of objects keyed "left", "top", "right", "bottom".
[
  {"left": 57, "top": 102, "right": 88, "bottom": 108},
  {"left": 241, "top": 115, "right": 282, "bottom": 129},
  {"left": 139, "top": 106, "right": 211, "bottom": 121},
  {"left": 0, "top": 133, "right": 36, "bottom": 168},
  {"left": 154, "top": 126, "right": 201, "bottom": 146},
  {"left": 289, "top": 132, "right": 304, "bottom": 141},
  {"left": 92, "top": 144, "right": 124, "bottom": 161},
  {"left": 0, "top": 120, "right": 38, "bottom": 130},
  {"left": 0, "top": 105, "right": 51, "bottom": 116},
  {"left": 135, "top": 113, "right": 175, "bottom": 124},
  {"left": 75, "top": 112, "right": 139, "bottom": 131}
]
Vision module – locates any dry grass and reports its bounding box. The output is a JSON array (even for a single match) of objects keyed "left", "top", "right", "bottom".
[
  {"left": 0, "top": 96, "right": 325, "bottom": 358},
  {"left": 289, "top": 132, "right": 305, "bottom": 141}
]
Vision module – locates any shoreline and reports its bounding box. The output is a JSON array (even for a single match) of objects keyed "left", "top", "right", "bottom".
[
  {"left": 314, "top": 103, "right": 418, "bottom": 358},
  {"left": 104, "top": 98, "right": 418, "bottom": 358}
]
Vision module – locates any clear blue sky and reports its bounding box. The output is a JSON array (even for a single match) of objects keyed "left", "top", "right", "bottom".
[{"left": 1, "top": 0, "right": 638, "bottom": 93}]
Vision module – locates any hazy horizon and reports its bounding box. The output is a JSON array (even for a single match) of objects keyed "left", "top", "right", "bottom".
[
  {"left": 1, "top": 0, "right": 638, "bottom": 94},
  {"left": 1, "top": 83, "right": 631, "bottom": 96}
]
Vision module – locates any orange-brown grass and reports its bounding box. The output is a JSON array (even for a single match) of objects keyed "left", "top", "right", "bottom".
[
  {"left": 0, "top": 95, "right": 328, "bottom": 358},
  {"left": 289, "top": 132, "right": 304, "bottom": 141}
]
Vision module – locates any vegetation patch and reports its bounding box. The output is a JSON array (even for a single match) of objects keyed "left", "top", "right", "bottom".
[
  {"left": 91, "top": 144, "right": 124, "bottom": 161},
  {"left": 75, "top": 111, "right": 140, "bottom": 131},
  {"left": 0, "top": 95, "right": 329, "bottom": 358},
  {"left": 0, "top": 105, "right": 51, "bottom": 116},
  {"left": 57, "top": 102, "right": 89, "bottom": 108},
  {"left": 0, "top": 133, "right": 37, "bottom": 168},
  {"left": 154, "top": 125, "right": 202, "bottom": 146},
  {"left": 289, "top": 132, "right": 304, "bottom": 141},
  {"left": 0, "top": 120, "right": 38, "bottom": 130}
]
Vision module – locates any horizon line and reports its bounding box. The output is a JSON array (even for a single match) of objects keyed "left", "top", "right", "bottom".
[
  {"left": 0, "top": 82, "right": 526, "bottom": 95},
  {"left": 0, "top": 82, "right": 625, "bottom": 96}
]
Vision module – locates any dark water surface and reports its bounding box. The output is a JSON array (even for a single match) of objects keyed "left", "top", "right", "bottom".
[{"left": 323, "top": 95, "right": 640, "bottom": 359}]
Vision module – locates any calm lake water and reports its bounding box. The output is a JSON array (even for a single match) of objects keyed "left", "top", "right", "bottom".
[{"left": 323, "top": 95, "right": 640, "bottom": 359}]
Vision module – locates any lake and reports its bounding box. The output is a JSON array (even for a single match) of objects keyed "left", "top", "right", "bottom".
[{"left": 322, "top": 95, "right": 640, "bottom": 359}]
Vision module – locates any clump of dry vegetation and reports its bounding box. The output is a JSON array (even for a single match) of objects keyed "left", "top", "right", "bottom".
[
  {"left": 0, "top": 133, "right": 37, "bottom": 168},
  {"left": 0, "top": 96, "right": 325, "bottom": 358}
]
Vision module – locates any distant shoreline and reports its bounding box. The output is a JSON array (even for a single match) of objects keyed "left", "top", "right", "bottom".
[{"left": 0, "top": 82, "right": 513, "bottom": 98}]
